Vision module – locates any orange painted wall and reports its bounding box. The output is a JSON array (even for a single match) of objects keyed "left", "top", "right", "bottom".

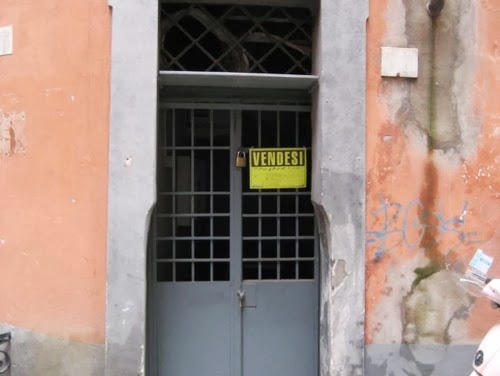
[
  {"left": 1, "top": 0, "right": 498, "bottom": 352},
  {"left": 366, "top": 0, "right": 500, "bottom": 344},
  {"left": 0, "top": 0, "right": 110, "bottom": 344}
]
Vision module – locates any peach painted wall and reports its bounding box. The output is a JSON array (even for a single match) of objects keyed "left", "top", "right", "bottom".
[
  {"left": 1, "top": 0, "right": 498, "bottom": 356},
  {"left": 366, "top": 0, "right": 500, "bottom": 345},
  {"left": 0, "top": 0, "right": 110, "bottom": 344}
]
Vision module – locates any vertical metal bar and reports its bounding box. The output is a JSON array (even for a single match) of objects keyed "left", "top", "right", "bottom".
[
  {"left": 210, "top": 109, "right": 214, "bottom": 281},
  {"left": 230, "top": 108, "right": 243, "bottom": 376},
  {"left": 164, "top": 109, "right": 169, "bottom": 147},
  {"left": 231, "top": 109, "right": 243, "bottom": 284},
  {"left": 276, "top": 110, "right": 281, "bottom": 280},
  {"left": 160, "top": 109, "right": 164, "bottom": 147},
  {"left": 257, "top": 110, "right": 262, "bottom": 280},
  {"left": 295, "top": 111, "right": 300, "bottom": 279},
  {"left": 191, "top": 109, "right": 195, "bottom": 281},
  {"left": 172, "top": 110, "right": 177, "bottom": 281}
]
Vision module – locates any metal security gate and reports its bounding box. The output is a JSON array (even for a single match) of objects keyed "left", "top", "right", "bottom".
[{"left": 151, "top": 103, "right": 318, "bottom": 376}]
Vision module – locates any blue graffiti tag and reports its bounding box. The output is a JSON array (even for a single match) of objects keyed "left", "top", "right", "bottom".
[{"left": 367, "top": 195, "right": 482, "bottom": 260}]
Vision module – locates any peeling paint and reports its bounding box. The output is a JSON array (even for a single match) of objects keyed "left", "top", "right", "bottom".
[
  {"left": 0, "top": 110, "right": 26, "bottom": 156},
  {"left": 403, "top": 270, "right": 473, "bottom": 344},
  {"left": 332, "top": 259, "right": 348, "bottom": 291}
]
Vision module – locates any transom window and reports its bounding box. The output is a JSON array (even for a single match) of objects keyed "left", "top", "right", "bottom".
[{"left": 160, "top": 4, "right": 313, "bottom": 74}]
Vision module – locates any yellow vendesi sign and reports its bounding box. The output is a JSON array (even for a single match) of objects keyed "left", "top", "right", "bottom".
[{"left": 249, "top": 148, "right": 307, "bottom": 189}]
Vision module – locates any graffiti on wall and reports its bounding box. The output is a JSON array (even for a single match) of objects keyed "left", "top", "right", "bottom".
[{"left": 367, "top": 195, "right": 482, "bottom": 260}]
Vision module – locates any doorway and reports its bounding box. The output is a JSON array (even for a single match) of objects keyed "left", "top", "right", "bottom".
[{"left": 151, "top": 102, "right": 318, "bottom": 376}]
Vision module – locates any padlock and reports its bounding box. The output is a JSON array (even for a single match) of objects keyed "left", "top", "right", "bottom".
[{"left": 235, "top": 150, "right": 247, "bottom": 168}]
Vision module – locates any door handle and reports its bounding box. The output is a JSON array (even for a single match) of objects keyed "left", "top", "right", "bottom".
[
  {"left": 237, "top": 289, "right": 245, "bottom": 308},
  {"left": 237, "top": 284, "right": 257, "bottom": 309}
]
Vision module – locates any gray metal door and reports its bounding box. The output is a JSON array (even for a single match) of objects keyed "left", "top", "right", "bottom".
[{"left": 152, "top": 103, "right": 318, "bottom": 376}]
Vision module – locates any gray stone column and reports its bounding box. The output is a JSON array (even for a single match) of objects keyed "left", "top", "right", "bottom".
[
  {"left": 311, "top": 0, "right": 368, "bottom": 375},
  {"left": 105, "top": 1, "right": 158, "bottom": 375}
]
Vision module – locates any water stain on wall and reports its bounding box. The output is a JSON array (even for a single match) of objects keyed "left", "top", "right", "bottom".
[
  {"left": 384, "top": 0, "right": 479, "bottom": 159},
  {"left": 368, "top": 0, "right": 482, "bottom": 347}
]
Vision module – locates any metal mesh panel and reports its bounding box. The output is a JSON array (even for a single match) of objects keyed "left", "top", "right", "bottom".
[
  {"left": 160, "top": 4, "right": 313, "bottom": 74},
  {"left": 156, "top": 108, "right": 231, "bottom": 282},
  {"left": 241, "top": 110, "right": 315, "bottom": 280},
  {"left": 155, "top": 105, "right": 315, "bottom": 283}
]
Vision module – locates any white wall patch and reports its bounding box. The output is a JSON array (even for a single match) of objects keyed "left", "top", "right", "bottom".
[
  {"left": 381, "top": 47, "right": 418, "bottom": 78},
  {"left": 0, "top": 25, "right": 13, "bottom": 56}
]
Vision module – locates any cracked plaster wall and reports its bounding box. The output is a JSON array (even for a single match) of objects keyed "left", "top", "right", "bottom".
[
  {"left": 366, "top": 0, "right": 500, "bottom": 373},
  {"left": 312, "top": 0, "right": 367, "bottom": 374}
]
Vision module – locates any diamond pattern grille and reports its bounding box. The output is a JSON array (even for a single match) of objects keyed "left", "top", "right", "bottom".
[{"left": 160, "top": 4, "right": 313, "bottom": 74}]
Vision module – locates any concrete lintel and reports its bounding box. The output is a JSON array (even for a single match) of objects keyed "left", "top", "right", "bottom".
[
  {"left": 159, "top": 71, "right": 318, "bottom": 91},
  {"left": 161, "top": 0, "right": 317, "bottom": 9}
]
